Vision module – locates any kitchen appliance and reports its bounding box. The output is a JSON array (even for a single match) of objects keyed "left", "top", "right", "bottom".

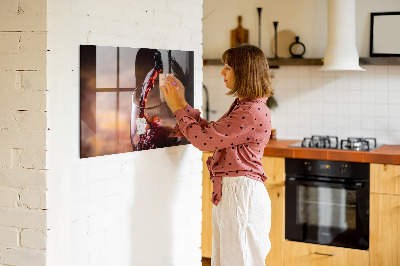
[
  {"left": 285, "top": 158, "right": 370, "bottom": 250},
  {"left": 289, "top": 135, "right": 380, "bottom": 151},
  {"left": 321, "top": 0, "right": 364, "bottom": 71}
]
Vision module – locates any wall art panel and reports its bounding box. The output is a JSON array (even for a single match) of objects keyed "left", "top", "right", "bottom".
[{"left": 80, "top": 45, "right": 194, "bottom": 158}]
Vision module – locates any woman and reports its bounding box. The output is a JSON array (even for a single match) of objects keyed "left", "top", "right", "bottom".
[{"left": 161, "top": 44, "right": 273, "bottom": 266}]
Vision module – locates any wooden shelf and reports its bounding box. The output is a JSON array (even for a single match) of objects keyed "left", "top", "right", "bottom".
[
  {"left": 202, "top": 59, "right": 223, "bottom": 66},
  {"left": 203, "top": 57, "right": 400, "bottom": 67},
  {"left": 359, "top": 57, "right": 400, "bottom": 65},
  {"left": 268, "top": 58, "right": 322, "bottom": 67},
  {"left": 203, "top": 58, "right": 323, "bottom": 67}
]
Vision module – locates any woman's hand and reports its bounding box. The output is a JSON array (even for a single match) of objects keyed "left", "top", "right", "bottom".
[
  {"left": 172, "top": 76, "right": 187, "bottom": 108},
  {"left": 160, "top": 76, "right": 187, "bottom": 113},
  {"left": 167, "top": 75, "right": 187, "bottom": 108}
]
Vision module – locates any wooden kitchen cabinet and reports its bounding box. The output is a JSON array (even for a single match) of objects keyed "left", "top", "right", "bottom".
[
  {"left": 261, "top": 156, "right": 285, "bottom": 186},
  {"left": 370, "top": 163, "right": 400, "bottom": 195},
  {"left": 262, "top": 156, "right": 285, "bottom": 266},
  {"left": 202, "top": 152, "right": 213, "bottom": 258},
  {"left": 264, "top": 184, "right": 285, "bottom": 266},
  {"left": 284, "top": 241, "right": 369, "bottom": 266},
  {"left": 370, "top": 163, "right": 400, "bottom": 266},
  {"left": 370, "top": 193, "right": 400, "bottom": 266}
]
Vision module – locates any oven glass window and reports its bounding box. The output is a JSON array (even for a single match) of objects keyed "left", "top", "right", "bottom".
[{"left": 297, "top": 186, "right": 356, "bottom": 230}]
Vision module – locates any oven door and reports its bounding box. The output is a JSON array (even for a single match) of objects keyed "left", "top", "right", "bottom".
[{"left": 285, "top": 177, "right": 369, "bottom": 250}]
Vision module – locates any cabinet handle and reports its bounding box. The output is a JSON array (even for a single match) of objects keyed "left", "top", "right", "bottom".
[{"left": 314, "top": 252, "right": 335, "bottom": 257}]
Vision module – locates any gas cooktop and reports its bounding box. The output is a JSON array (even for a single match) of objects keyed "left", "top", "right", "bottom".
[{"left": 289, "top": 135, "right": 383, "bottom": 151}]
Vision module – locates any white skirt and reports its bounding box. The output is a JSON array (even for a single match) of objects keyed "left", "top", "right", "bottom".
[{"left": 212, "top": 176, "right": 271, "bottom": 266}]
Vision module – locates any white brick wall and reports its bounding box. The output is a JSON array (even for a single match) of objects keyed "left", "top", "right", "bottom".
[
  {"left": 47, "top": 1, "right": 203, "bottom": 266},
  {"left": 0, "top": 208, "right": 46, "bottom": 230},
  {"left": 0, "top": 247, "right": 46, "bottom": 266},
  {"left": 0, "top": 168, "right": 47, "bottom": 189},
  {"left": 0, "top": 0, "right": 48, "bottom": 265},
  {"left": 0, "top": 187, "right": 19, "bottom": 208},
  {"left": 21, "top": 229, "right": 47, "bottom": 250},
  {"left": 19, "top": 189, "right": 47, "bottom": 209},
  {"left": 0, "top": 227, "right": 19, "bottom": 247}
]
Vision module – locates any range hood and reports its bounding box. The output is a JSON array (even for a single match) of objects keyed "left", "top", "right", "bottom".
[{"left": 320, "top": 0, "right": 365, "bottom": 71}]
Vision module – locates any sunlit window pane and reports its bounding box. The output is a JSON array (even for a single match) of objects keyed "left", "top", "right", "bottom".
[
  {"left": 96, "top": 46, "right": 117, "bottom": 88},
  {"left": 96, "top": 92, "right": 117, "bottom": 155},
  {"left": 119, "top": 91, "right": 134, "bottom": 152},
  {"left": 119, "top": 48, "right": 138, "bottom": 89}
]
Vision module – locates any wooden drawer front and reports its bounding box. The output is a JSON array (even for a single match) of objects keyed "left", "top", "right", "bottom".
[
  {"left": 370, "top": 163, "right": 400, "bottom": 195},
  {"left": 262, "top": 156, "right": 285, "bottom": 185},
  {"left": 370, "top": 193, "right": 400, "bottom": 266},
  {"left": 284, "top": 241, "right": 369, "bottom": 266}
]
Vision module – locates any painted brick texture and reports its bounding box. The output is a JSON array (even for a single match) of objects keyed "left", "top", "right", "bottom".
[
  {"left": 21, "top": 229, "right": 47, "bottom": 250},
  {"left": 2, "top": 0, "right": 203, "bottom": 265},
  {"left": 0, "top": 227, "right": 19, "bottom": 247},
  {"left": 46, "top": 0, "right": 203, "bottom": 265},
  {"left": 0, "top": 0, "right": 48, "bottom": 265}
]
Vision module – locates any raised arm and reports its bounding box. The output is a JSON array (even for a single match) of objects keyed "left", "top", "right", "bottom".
[{"left": 173, "top": 106, "right": 256, "bottom": 152}]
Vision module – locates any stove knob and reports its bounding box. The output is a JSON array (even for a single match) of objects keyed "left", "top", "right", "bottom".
[
  {"left": 305, "top": 162, "right": 312, "bottom": 171},
  {"left": 340, "top": 164, "right": 347, "bottom": 174}
]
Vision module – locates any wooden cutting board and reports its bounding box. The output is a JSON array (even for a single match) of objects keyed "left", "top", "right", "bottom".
[{"left": 231, "top": 16, "right": 249, "bottom": 48}]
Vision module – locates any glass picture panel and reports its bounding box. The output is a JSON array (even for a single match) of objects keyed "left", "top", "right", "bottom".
[{"left": 80, "top": 45, "right": 194, "bottom": 158}]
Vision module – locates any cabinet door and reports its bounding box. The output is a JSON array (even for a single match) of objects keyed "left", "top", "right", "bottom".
[
  {"left": 261, "top": 156, "right": 285, "bottom": 185},
  {"left": 370, "top": 163, "right": 400, "bottom": 195},
  {"left": 370, "top": 193, "right": 400, "bottom": 266},
  {"left": 264, "top": 184, "right": 284, "bottom": 266},
  {"left": 202, "top": 152, "right": 213, "bottom": 258},
  {"left": 284, "top": 241, "right": 369, "bottom": 266}
]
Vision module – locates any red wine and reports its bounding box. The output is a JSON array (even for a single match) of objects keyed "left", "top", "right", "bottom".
[
  {"left": 138, "top": 67, "right": 162, "bottom": 119},
  {"left": 132, "top": 51, "right": 180, "bottom": 151}
]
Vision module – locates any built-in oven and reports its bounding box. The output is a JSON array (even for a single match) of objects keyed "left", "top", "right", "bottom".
[{"left": 285, "top": 158, "right": 369, "bottom": 250}]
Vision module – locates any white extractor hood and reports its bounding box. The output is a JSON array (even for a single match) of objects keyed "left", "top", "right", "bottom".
[{"left": 320, "top": 0, "right": 365, "bottom": 71}]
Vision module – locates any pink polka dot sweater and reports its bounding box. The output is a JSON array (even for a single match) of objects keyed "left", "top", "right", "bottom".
[{"left": 171, "top": 97, "right": 272, "bottom": 206}]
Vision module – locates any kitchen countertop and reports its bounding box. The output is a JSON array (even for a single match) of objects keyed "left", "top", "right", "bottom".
[{"left": 263, "top": 139, "right": 400, "bottom": 165}]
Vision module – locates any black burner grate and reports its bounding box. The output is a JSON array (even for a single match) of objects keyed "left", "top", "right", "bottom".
[
  {"left": 340, "top": 137, "right": 377, "bottom": 151},
  {"left": 301, "top": 135, "right": 339, "bottom": 149}
]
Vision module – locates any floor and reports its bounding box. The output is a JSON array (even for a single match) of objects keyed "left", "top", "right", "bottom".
[{"left": 202, "top": 257, "right": 211, "bottom": 266}]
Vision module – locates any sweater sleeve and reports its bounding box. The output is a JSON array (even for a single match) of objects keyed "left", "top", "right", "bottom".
[
  {"left": 173, "top": 106, "right": 256, "bottom": 152},
  {"left": 169, "top": 104, "right": 210, "bottom": 137}
]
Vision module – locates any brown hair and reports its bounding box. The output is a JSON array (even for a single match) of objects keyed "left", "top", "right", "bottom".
[{"left": 221, "top": 44, "right": 273, "bottom": 99}]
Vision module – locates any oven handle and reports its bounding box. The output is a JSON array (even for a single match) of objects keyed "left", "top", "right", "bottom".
[{"left": 286, "top": 177, "right": 364, "bottom": 189}]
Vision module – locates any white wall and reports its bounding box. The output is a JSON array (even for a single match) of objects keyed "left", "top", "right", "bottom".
[
  {"left": 203, "top": 0, "right": 400, "bottom": 58},
  {"left": 0, "top": 0, "right": 48, "bottom": 265},
  {"left": 204, "top": 64, "right": 400, "bottom": 145},
  {"left": 46, "top": 0, "right": 203, "bottom": 266},
  {"left": 271, "top": 65, "right": 400, "bottom": 144},
  {"left": 203, "top": 0, "right": 400, "bottom": 145},
  {"left": 204, "top": 0, "right": 326, "bottom": 59}
]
